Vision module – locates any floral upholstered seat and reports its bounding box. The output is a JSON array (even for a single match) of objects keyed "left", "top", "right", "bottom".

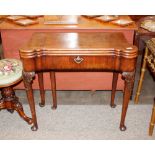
[{"left": 0, "top": 59, "right": 23, "bottom": 87}]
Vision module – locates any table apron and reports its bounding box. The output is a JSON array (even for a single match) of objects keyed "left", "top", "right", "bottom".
[{"left": 21, "top": 56, "right": 137, "bottom": 72}]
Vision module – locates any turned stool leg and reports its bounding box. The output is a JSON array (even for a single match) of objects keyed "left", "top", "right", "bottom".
[
  {"left": 50, "top": 71, "right": 57, "bottom": 109},
  {"left": 111, "top": 72, "right": 118, "bottom": 108},
  {"left": 149, "top": 98, "right": 155, "bottom": 136},
  {"left": 134, "top": 47, "right": 148, "bottom": 104},
  {"left": 38, "top": 72, "right": 45, "bottom": 107},
  {"left": 0, "top": 87, "right": 32, "bottom": 125}
]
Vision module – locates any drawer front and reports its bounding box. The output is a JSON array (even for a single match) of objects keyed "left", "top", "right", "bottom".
[
  {"left": 34, "top": 55, "right": 136, "bottom": 72},
  {"left": 37, "top": 56, "right": 115, "bottom": 71}
]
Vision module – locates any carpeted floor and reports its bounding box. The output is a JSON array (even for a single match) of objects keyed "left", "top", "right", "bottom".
[{"left": 0, "top": 104, "right": 155, "bottom": 139}]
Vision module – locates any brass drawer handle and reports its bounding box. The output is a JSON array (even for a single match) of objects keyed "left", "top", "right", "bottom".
[{"left": 74, "top": 56, "right": 84, "bottom": 64}]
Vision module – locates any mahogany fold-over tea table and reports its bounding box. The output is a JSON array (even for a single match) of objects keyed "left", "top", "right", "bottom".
[{"left": 19, "top": 32, "right": 138, "bottom": 131}]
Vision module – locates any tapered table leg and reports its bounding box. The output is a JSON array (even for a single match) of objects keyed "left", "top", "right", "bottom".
[
  {"left": 22, "top": 71, "right": 38, "bottom": 131},
  {"left": 134, "top": 47, "right": 148, "bottom": 104},
  {"left": 38, "top": 72, "right": 45, "bottom": 107},
  {"left": 149, "top": 98, "right": 155, "bottom": 136},
  {"left": 50, "top": 71, "right": 57, "bottom": 109},
  {"left": 110, "top": 72, "right": 118, "bottom": 108},
  {"left": 120, "top": 72, "right": 135, "bottom": 131}
]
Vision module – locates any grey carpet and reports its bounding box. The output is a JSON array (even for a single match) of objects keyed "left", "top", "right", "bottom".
[{"left": 0, "top": 104, "right": 155, "bottom": 140}]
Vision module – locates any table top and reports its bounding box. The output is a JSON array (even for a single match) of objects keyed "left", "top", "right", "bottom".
[
  {"left": 0, "top": 15, "right": 137, "bottom": 30},
  {"left": 20, "top": 32, "right": 137, "bottom": 58}
]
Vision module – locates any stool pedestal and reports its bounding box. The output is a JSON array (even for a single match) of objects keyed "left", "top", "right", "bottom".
[{"left": 0, "top": 86, "right": 32, "bottom": 125}]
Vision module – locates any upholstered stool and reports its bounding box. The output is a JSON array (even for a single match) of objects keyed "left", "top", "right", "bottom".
[{"left": 0, "top": 59, "right": 32, "bottom": 125}]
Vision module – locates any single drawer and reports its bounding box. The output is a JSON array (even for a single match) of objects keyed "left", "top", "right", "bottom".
[
  {"left": 45, "top": 55, "right": 115, "bottom": 71},
  {"left": 33, "top": 55, "right": 137, "bottom": 72}
]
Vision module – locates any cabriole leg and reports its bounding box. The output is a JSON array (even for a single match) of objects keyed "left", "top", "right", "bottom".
[
  {"left": 120, "top": 71, "right": 135, "bottom": 131},
  {"left": 23, "top": 71, "right": 38, "bottom": 131},
  {"left": 111, "top": 72, "right": 118, "bottom": 108},
  {"left": 50, "top": 71, "right": 57, "bottom": 110},
  {"left": 38, "top": 72, "right": 45, "bottom": 107}
]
